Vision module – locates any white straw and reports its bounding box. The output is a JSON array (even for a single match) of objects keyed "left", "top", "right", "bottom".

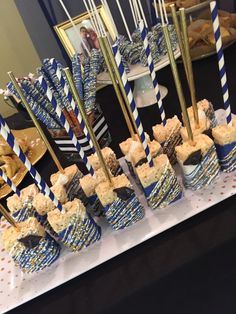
[
  {"left": 90, "top": 0, "right": 106, "bottom": 37},
  {"left": 58, "top": 0, "right": 90, "bottom": 56},
  {"left": 154, "top": 0, "right": 159, "bottom": 19},
  {"left": 101, "top": 0, "right": 119, "bottom": 37},
  {"left": 137, "top": 0, "right": 148, "bottom": 28},
  {"left": 158, "top": 0, "right": 165, "bottom": 25},
  {"left": 129, "top": 0, "right": 137, "bottom": 28},
  {"left": 116, "top": 0, "right": 132, "bottom": 41},
  {"left": 133, "top": 0, "right": 142, "bottom": 22},
  {"left": 83, "top": 0, "right": 96, "bottom": 31},
  {"left": 161, "top": 0, "right": 169, "bottom": 24}
]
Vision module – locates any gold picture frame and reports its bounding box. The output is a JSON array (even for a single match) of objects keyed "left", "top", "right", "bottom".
[{"left": 54, "top": 5, "right": 116, "bottom": 58}]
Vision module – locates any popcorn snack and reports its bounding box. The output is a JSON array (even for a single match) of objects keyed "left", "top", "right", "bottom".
[
  {"left": 1, "top": 217, "right": 60, "bottom": 273},
  {"left": 175, "top": 134, "right": 220, "bottom": 190},
  {"left": 212, "top": 117, "right": 236, "bottom": 172},
  {"left": 95, "top": 174, "right": 144, "bottom": 230},
  {"left": 136, "top": 154, "right": 183, "bottom": 209},
  {"left": 47, "top": 198, "right": 101, "bottom": 252}
]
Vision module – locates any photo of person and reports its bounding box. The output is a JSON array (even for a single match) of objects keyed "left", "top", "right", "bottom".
[{"left": 65, "top": 19, "right": 100, "bottom": 58}]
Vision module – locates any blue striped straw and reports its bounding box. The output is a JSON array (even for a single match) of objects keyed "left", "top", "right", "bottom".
[
  {"left": 210, "top": 1, "right": 232, "bottom": 125},
  {"left": 139, "top": 20, "right": 167, "bottom": 126},
  {"left": 0, "top": 116, "right": 63, "bottom": 211},
  {"left": 49, "top": 58, "right": 95, "bottom": 152},
  {"left": 112, "top": 43, "right": 154, "bottom": 168},
  {"left": 0, "top": 168, "right": 21, "bottom": 197},
  {"left": 38, "top": 76, "right": 95, "bottom": 176}
]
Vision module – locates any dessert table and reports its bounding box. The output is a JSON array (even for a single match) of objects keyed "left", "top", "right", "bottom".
[{"left": 5, "top": 42, "right": 236, "bottom": 314}]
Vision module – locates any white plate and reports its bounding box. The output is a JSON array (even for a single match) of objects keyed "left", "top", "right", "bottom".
[{"left": 0, "top": 109, "right": 233, "bottom": 314}]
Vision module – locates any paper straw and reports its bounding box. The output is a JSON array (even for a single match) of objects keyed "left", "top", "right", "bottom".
[
  {"left": 49, "top": 58, "right": 95, "bottom": 152},
  {"left": 112, "top": 43, "right": 154, "bottom": 167},
  {"left": 38, "top": 76, "right": 95, "bottom": 176},
  {"left": 0, "top": 117, "right": 63, "bottom": 210},
  {"left": 116, "top": 0, "right": 132, "bottom": 41},
  {"left": 139, "top": 20, "right": 167, "bottom": 125},
  {"left": 58, "top": 0, "right": 90, "bottom": 56},
  {"left": 210, "top": 1, "right": 232, "bottom": 125},
  {"left": 0, "top": 169, "right": 20, "bottom": 197}
]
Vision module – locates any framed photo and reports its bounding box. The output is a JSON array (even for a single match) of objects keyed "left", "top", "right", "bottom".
[{"left": 54, "top": 5, "right": 116, "bottom": 58}]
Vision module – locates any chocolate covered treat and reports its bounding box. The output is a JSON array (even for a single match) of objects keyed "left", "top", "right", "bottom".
[
  {"left": 47, "top": 198, "right": 101, "bottom": 251},
  {"left": 152, "top": 116, "right": 182, "bottom": 164},
  {"left": 88, "top": 147, "right": 122, "bottom": 176},
  {"left": 95, "top": 174, "right": 144, "bottom": 230},
  {"left": 50, "top": 164, "right": 85, "bottom": 203},
  {"left": 212, "top": 117, "right": 236, "bottom": 172},
  {"left": 180, "top": 117, "right": 210, "bottom": 141},
  {"left": 7, "top": 184, "right": 39, "bottom": 222},
  {"left": 136, "top": 154, "right": 183, "bottom": 209},
  {"left": 175, "top": 133, "right": 220, "bottom": 190},
  {"left": 1, "top": 217, "right": 60, "bottom": 272}
]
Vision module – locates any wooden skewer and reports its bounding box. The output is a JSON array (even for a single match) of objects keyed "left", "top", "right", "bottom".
[
  {"left": 0, "top": 203, "right": 17, "bottom": 228},
  {"left": 179, "top": 8, "right": 199, "bottom": 128}
]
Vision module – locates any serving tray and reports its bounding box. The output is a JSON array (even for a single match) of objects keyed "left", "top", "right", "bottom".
[{"left": 0, "top": 109, "right": 234, "bottom": 314}]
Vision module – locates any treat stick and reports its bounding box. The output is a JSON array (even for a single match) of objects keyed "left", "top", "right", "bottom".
[
  {"left": 8, "top": 71, "right": 64, "bottom": 174},
  {"left": 179, "top": 8, "right": 199, "bottom": 128},
  {"left": 0, "top": 116, "right": 63, "bottom": 210},
  {"left": 133, "top": 0, "right": 141, "bottom": 22},
  {"left": 112, "top": 43, "right": 154, "bottom": 167},
  {"left": 58, "top": 0, "right": 90, "bottom": 56},
  {"left": 139, "top": 20, "right": 167, "bottom": 125},
  {"left": 170, "top": 4, "right": 189, "bottom": 83},
  {"left": 154, "top": 0, "right": 159, "bottom": 21},
  {"left": 101, "top": 0, "right": 118, "bottom": 38},
  {"left": 63, "top": 67, "right": 113, "bottom": 184},
  {"left": 89, "top": 0, "right": 141, "bottom": 139},
  {"left": 38, "top": 76, "right": 95, "bottom": 176},
  {"left": 129, "top": 0, "right": 137, "bottom": 28},
  {"left": 116, "top": 0, "right": 132, "bottom": 41},
  {"left": 0, "top": 169, "right": 20, "bottom": 197},
  {"left": 100, "top": 37, "right": 141, "bottom": 140},
  {"left": 0, "top": 203, "right": 17, "bottom": 228},
  {"left": 85, "top": 0, "right": 136, "bottom": 139},
  {"left": 161, "top": 0, "right": 169, "bottom": 24},
  {"left": 49, "top": 58, "right": 95, "bottom": 152},
  {"left": 137, "top": 0, "right": 148, "bottom": 28},
  {"left": 162, "top": 24, "right": 193, "bottom": 142},
  {"left": 157, "top": 0, "right": 165, "bottom": 25},
  {"left": 210, "top": 1, "right": 232, "bottom": 125}
]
